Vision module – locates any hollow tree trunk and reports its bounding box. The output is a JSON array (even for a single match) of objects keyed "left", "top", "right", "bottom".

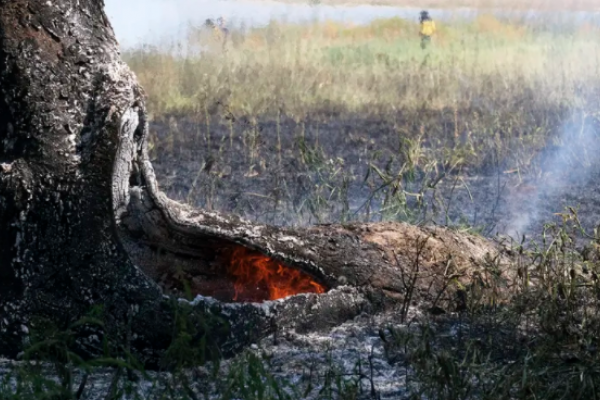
[{"left": 0, "top": 0, "right": 516, "bottom": 366}]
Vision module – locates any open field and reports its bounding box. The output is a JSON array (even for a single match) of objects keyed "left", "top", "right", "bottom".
[
  {"left": 125, "top": 15, "right": 600, "bottom": 235},
  {"left": 4, "top": 12, "right": 600, "bottom": 400},
  {"left": 254, "top": 0, "right": 600, "bottom": 11},
  {"left": 128, "top": 15, "right": 600, "bottom": 119}
]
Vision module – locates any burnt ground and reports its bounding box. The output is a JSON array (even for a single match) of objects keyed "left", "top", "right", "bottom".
[
  {"left": 147, "top": 113, "right": 600, "bottom": 397},
  {"left": 0, "top": 307, "right": 421, "bottom": 399},
  {"left": 150, "top": 113, "right": 600, "bottom": 245},
  {"left": 146, "top": 113, "right": 600, "bottom": 397},
  {"left": 3, "top": 113, "right": 598, "bottom": 399}
]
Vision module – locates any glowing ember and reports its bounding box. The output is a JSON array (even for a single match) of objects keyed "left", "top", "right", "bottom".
[{"left": 227, "top": 246, "right": 326, "bottom": 302}]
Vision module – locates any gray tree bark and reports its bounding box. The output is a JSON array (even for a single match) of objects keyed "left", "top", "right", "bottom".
[{"left": 0, "top": 0, "right": 515, "bottom": 367}]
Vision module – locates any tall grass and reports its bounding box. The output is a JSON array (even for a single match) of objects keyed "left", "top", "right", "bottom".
[{"left": 125, "top": 15, "right": 600, "bottom": 119}]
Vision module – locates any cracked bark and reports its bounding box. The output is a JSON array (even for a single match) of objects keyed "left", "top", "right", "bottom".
[{"left": 0, "top": 0, "right": 516, "bottom": 366}]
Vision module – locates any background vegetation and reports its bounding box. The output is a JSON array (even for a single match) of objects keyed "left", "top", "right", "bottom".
[
  {"left": 123, "top": 14, "right": 600, "bottom": 228},
  {"left": 263, "top": 0, "right": 600, "bottom": 11},
  {"left": 128, "top": 14, "right": 600, "bottom": 119}
]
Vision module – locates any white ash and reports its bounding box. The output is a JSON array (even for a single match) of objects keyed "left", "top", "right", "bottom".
[
  {"left": 0, "top": 307, "right": 431, "bottom": 399},
  {"left": 252, "top": 310, "right": 419, "bottom": 399}
]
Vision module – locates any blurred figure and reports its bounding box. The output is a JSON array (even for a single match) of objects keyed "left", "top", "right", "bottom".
[
  {"left": 204, "top": 18, "right": 215, "bottom": 29},
  {"left": 216, "top": 16, "right": 230, "bottom": 50},
  {"left": 419, "top": 10, "right": 436, "bottom": 50},
  {"left": 205, "top": 17, "right": 229, "bottom": 50},
  {"left": 217, "top": 17, "right": 228, "bottom": 34}
]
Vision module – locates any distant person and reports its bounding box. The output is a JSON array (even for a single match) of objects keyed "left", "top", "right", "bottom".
[
  {"left": 204, "top": 17, "right": 229, "bottom": 50},
  {"left": 216, "top": 17, "right": 230, "bottom": 50},
  {"left": 217, "top": 17, "right": 229, "bottom": 37},
  {"left": 419, "top": 10, "right": 436, "bottom": 50}
]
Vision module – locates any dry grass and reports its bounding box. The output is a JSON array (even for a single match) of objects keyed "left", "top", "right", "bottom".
[
  {"left": 257, "top": 0, "right": 600, "bottom": 12},
  {"left": 125, "top": 15, "right": 600, "bottom": 120}
]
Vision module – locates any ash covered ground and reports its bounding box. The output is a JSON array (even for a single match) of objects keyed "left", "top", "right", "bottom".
[
  {"left": 3, "top": 113, "right": 600, "bottom": 398},
  {"left": 0, "top": 306, "right": 431, "bottom": 399}
]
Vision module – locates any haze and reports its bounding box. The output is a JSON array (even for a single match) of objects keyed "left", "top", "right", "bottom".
[
  {"left": 105, "top": 0, "right": 600, "bottom": 50},
  {"left": 104, "top": 0, "right": 439, "bottom": 48}
]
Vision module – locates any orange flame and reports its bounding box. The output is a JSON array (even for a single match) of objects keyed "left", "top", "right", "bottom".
[{"left": 227, "top": 246, "right": 325, "bottom": 302}]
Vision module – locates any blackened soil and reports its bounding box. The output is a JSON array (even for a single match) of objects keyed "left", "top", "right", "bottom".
[{"left": 150, "top": 112, "right": 600, "bottom": 244}]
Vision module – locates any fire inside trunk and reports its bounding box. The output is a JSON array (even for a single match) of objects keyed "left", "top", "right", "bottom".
[
  {"left": 227, "top": 247, "right": 326, "bottom": 302},
  {"left": 161, "top": 243, "right": 328, "bottom": 303}
]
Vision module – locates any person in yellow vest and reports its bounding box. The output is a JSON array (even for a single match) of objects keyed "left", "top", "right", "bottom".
[{"left": 419, "top": 10, "right": 436, "bottom": 49}]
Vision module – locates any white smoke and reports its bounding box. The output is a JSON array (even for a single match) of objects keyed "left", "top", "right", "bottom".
[{"left": 505, "top": 112, "right": 600, "bottom": 239}]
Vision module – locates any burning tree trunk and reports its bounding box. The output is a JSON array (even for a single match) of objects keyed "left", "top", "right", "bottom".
[{"left": 0, "top": 0, "right": 516, "bottom": 366}]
